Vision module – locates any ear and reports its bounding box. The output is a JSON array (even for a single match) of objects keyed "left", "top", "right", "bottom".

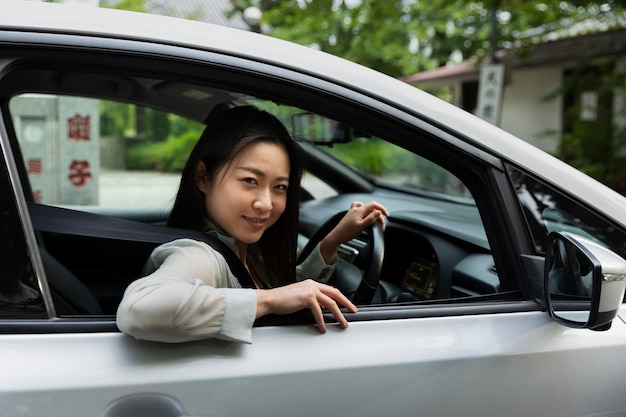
[{"left": 195, "top": 161, "right": 209, "bottom": 193}]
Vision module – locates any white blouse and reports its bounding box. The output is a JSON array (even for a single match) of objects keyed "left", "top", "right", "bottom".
[{"left": 116, "top": 232, "right": 335, "bottom": 344}]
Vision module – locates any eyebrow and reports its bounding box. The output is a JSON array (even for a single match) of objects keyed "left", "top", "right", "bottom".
[{"left": 237, "top": 166, "right": 289, "bottom": 183}]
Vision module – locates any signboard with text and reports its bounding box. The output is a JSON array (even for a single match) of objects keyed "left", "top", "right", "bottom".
[
  {"left": 11, "top": 94, "right": 99, "bottom": 205},
  {"left": 475, "top": 63, "right": 506, "bottom": 126}
]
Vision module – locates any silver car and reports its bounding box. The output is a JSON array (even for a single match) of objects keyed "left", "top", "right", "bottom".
[{"left": 1, "top": 2, "right": 626, "bottom": 416}]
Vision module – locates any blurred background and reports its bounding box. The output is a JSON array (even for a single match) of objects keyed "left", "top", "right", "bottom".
[{"left": 19, "top": 0, "right": 626, "bottom": 195}]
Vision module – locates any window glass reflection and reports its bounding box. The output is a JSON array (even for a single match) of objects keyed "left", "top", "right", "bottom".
[{"left": 507, "top": 164, "right": 626, "bottom": 261}]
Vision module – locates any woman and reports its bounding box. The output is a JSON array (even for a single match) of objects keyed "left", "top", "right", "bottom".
[{"left": 116, "top": 106, "right": 389, "bottom": 343}]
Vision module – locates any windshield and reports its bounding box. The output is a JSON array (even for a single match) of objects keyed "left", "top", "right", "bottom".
[
  {"left": 321, "top": 137, "right": 473, "bottom": 202},
  {"left": 251, "top": 100, "right": 474, "bottom": 203}
]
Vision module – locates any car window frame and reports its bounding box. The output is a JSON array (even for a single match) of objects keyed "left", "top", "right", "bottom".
[{"left": 0, "top": 35, "right": 544, "bottom": 332}]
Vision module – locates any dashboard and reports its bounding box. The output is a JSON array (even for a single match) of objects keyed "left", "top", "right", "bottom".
[
  {"left": 378, "top": 224, "right": 499, "bottom": 301},
  {"left": 299, "top": 192, "right": 501, "bottom": 304}
]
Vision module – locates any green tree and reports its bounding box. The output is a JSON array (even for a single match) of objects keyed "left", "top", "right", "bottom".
[
  {"left": 101, "top": 0, "right": 148, "bottom": 12},
  {"left": 231, "top": 0, "right": 625, "bottom": 77}
]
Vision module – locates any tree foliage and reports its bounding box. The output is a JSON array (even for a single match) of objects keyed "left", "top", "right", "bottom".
[
  {"left": 231, "top": 0, "right": 625, "bottom": 77},
  {"left": 101, "top": 0, "right": 148, "bottom": 12}
]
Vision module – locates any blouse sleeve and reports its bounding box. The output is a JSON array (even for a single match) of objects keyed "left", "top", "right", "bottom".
[
  {"left": 116, "top": 239, "right": 257, "bottom": 344},
  {"left": 296, "top": 242, "right": 337, "bottom": 283}
]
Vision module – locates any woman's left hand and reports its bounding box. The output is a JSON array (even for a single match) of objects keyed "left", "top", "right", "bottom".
[{"left": 319, "top": 201, "right": 390, "bottom": 263}]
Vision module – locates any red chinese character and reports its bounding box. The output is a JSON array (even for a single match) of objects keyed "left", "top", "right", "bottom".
[
  {"left": 67, "top": 114, "right": 91, "bottom": 141},
  {"left": 68, "top": 160, "right": 92, "bottom": 188},
  {"left": 33, "top": 190, "right": 43, "bottom": 203},
  {"left": 27, "top": 158, "right": 42, "bottom": 174}
]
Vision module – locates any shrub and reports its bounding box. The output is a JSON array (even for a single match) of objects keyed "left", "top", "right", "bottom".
[{"left": 125, "top": 129, "right": 201, "bottom": 172}]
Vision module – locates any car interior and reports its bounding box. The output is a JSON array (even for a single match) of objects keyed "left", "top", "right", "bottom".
[{"left": 0, "top": 56, "right": 521, "bottom": 322}]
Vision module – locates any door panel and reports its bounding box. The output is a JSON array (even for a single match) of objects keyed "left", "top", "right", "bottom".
[{"left": 3, "top": 312, "right": 626, "bottom": 417}]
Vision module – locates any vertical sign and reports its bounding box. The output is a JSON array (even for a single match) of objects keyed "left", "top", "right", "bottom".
[
  {"left": 476, "top": 63, "right": 506, "bottom": 126},
  {"left": 12, "top": 95, "right": 99, "bottom": 205},
  {"left": 58, "top": 96, "right": 99, "bottom": 205}
]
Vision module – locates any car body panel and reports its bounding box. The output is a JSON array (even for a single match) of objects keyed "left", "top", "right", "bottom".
[{"left": 3, "top": 310, "right": 626, "bottom": 417}]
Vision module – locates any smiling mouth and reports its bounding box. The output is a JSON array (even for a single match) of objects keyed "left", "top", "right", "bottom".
[{"left": 244, "top": 216, "right": 267, "bottom": 225}]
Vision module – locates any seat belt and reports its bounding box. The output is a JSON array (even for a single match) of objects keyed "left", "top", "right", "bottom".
[{"left": 27, "top": 202, "right": 255, "bottom": 288}]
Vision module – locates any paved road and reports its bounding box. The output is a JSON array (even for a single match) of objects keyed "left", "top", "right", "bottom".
[{"left": 99, "top": 170, "right": 180, "bottom": 208}]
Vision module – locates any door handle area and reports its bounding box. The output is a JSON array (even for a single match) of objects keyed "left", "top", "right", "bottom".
[{"left": 101, "top": 393, "right": 188, "bottom": 417}]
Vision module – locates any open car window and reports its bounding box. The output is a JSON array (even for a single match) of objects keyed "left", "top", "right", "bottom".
[
  {"left": 10, "top": 94, "right": 193, "bottom": 215},
  {"left": 6, "top": 84, "right": 501, "bottom": 318}
]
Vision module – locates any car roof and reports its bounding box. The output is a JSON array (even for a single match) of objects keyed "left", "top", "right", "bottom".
[{"left": 3, "top": 1, "right": 626, "bottom": 227}]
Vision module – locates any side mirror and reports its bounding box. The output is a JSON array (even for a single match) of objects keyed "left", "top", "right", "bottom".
[{"left": 544, "top": 231, "right": 626, "bottom": 331}]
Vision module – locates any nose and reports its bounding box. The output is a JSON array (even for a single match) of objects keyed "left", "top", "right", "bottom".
[{"left": 253, "top": 188, "right": 272, "bottom": 211}]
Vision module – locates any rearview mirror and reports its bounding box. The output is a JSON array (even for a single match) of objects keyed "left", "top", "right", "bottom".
[
  {"left": 544, "top": 231, "right": 626, "bottom": 331},
  {"left": 291, "top": 112, "right": 352, "bottom": 145}
]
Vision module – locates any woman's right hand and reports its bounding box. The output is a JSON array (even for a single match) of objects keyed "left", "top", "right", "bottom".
[
  {"left": 319, "top": 201, "right": 389, "bottom": 264},
  {"left": 254, "top": 279, "right": 358, "bottom": 333}
]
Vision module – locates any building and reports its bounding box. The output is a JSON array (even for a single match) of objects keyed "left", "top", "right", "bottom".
[{"left": 401, "top": 29, "right": 626, "bottom": 155}]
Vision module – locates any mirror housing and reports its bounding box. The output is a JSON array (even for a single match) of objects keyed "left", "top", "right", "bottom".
[{"left": 544, "top": 231, "right": 626, "bottom": 331}]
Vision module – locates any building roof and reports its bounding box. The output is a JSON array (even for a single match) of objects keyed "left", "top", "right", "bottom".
[{"left": 401, "top": 28, "right": 626, "bottom": 85}]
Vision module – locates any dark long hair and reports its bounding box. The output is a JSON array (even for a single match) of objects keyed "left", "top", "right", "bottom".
[{"left": 168, "top": 105, "right": 303, "bottom": 287}]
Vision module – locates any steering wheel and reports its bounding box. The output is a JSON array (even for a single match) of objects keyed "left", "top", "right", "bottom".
[{"left": 297, "top": 211, "right": 385, "bottom": 305}]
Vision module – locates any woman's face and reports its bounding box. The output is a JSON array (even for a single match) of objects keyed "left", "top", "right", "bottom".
[{"left": 196, "top": 140, "right": 290, "bottom": 248}]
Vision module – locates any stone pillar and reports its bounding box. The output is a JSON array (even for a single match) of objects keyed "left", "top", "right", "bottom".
[{"left": 11, "top": 94, "right": 99, "bottom": 205}]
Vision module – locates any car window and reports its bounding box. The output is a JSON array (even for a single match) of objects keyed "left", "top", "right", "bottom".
[
  {"left": 507, "top": 163, "right": 626, "bottom": 260},
  {"left": 10, "top": 94, "right": 194, "bottom": 211},
  {"left": 321, "top": 137, "right": 473, "bottom": 203},
  {"left": 245, "top": 102, "right": 494, "bottom": 301},
  {"left": 251, "top": 99, "right": 472, "bottom": 203},
  {"left": 7, "top": 89, "right": 501, "bottom": 317},
  {"left": 11, "top": 94, "right": 339, "bottom": 208},
  {"left": 8, "top": 93, "right": 205, "bottom": 315}
]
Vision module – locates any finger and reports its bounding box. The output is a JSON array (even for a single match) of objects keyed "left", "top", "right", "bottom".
[
  {"left": 317, "top": 293, "right": 350, "bottom": 329},
  {"left": 308, "top": 300, "right": 327, "bottom": 333},
  {"left": 363, "top": 204, "right": 389, "bottom": 230},
  {"left": 320, "top": 286, "right": 358, "bottom": 313},
  {"left": 367, "top": 201, "right": 390, "bottom": 217},
  {"left": 363, "top": 209, "right": 382, "bottom": 226},
  {"left": 375, "top": 212, "right": 387, "bottom": 230}
]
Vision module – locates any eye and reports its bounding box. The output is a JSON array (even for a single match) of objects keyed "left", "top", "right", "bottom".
[
  {"left": 243, "top": 177, "right": 257, "bottom": 185},
  {"left": 275, "top": 184, "right": 288, "bottom": 191}
]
